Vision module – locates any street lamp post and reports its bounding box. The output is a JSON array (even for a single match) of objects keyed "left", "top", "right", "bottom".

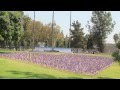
[
  {"left": 32, "top": 11, "right": 35, "bottom": 51},
  {"left": 51, "top": 11, "right": 54, "bottom": 51},
  {"left": 69, "top": 11, "right": 71, "bottom": 48}
]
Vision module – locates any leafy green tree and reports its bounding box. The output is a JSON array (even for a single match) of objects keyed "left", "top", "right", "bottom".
[
  {"left": 0, "top": 11, "right": 65, "bottom": 50},
  {"left": 55, "top": 30, "right": 64, "bottom": 47},
  {"left": 21, "top": 15, "right": 32, "bottom": 49},
  {"left": 10, "top": 11, "right": 24, "bottom": 51},
  {"left": 90, "top": 11, "right": 115, "bottom": 52},
  {"left": 0, "top": 11, "right": 11, "bottom": 48},
  {"left": 64, "top": 35, "right": 69, "bottom": 48}
]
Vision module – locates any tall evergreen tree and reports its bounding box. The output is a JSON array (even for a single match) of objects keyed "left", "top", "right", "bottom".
[
  {"left": 70, "top": 20, "right": 85, "bottom": 49},
  {"left": 113, "top": 34, "right": 119, "bottom": 44},
  {"left": 64, "top": 35, "right": 69, "bottom": 48}
]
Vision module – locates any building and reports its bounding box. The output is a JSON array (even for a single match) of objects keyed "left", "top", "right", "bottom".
[{"left": 104, "top": 43, "right": 118, "bottom": 53}]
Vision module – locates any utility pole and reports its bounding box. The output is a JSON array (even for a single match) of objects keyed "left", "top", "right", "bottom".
[
  {"left": 32, "top": 11, "right": 35, "bottom": 51},
  {"left": 69, "top": 11, "right": 71, "bottom": 48},
  {"left": 51, "top": 11, "right": 54, "bottom": 51}
]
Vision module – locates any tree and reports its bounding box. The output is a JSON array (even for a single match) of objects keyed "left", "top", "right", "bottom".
[
  {"left": 116, "top": 41, "right": 120, "bottom": 50},
  {"left": 43, "top": 23, "right": 52, "bottom": 47},
  {"left": 70, "top": 20, "right": 85, "bottom": 49},
  {"left": 86, "top": 21, "right": 94, "bottom": 49},
  {"left": 10, "top": 11, "right": 24, "bottom": 51},
  {"left": 90, "top": 11, "right": 115, "bottom": 52},
  {"left": 56, "top": 30, "right": 64, "bottom": 47},
  {"left": 112, "top": 36, "right": 120, "bottom": 63},
  {"left": 43, "top": 23, "right": 64, "bottom": 48},
  {"left": 0, "top": 11, "right": 65, "bottom": 50},
  {"left": 64, "top": 35, "right": 69, "bottom": 48},
  {"left": 85, "top": 34, "right": 94, "bottom": 49},
  {"left": 113, "top": 33, "right": 120, "bottom": 50},
  {"left": 0, "top": 11, "right": 11, "bottom": 48},
  {"left": 21, "top": 15, "right": 32, "bottom": 49},
  {"left": 113, "top": 34, "right": 119, "bottom": 44},
  {"left": 87, "top": 37, "right": 94, "bottom": 49}
]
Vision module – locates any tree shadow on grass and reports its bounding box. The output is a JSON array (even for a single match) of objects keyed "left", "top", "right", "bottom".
[
  {"left": 0, "top": 52, "right": 11, "bottom": 54},
  {"left": 7, "top": 70, "right": 57, "bottom": 79},
  {"left": 98, "top": 77, "right": 114, "bottom": 79},
  {"left": 0, "top": 76, "right": 5, "bottom": 79},
  {"left": 6, "top": 70, "right": 83, "bottom": 79},
  {"left": 63, "top": 77, "right": 83, "bottom": 79}
]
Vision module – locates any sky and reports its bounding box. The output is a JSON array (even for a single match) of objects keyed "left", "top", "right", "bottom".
[{"left": 24, "top": 11, "right": 120, "bottom": 44}]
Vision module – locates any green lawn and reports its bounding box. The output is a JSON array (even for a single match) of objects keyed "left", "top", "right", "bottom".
[
  {"left": 0, "top": 49, "right": 120, "bottom": 79},
  {"left": 95, "top": 62, "right": 120, "bottom": 79},
  {"left": 75, "top": 53, "right": 112, "bottom": 58},
  {"left": 0, "top": 57, "right": 120, "bottom": 79},
  {"left": 0, "top": 58, "right": 90, "bottom": 79}
]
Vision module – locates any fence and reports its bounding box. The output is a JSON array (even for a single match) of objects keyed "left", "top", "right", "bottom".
[
  {"left": 104, "top": 44, "right": 118, "bottom": 53},
  {"left": 34, "top": 47, "right": 72, "bottom": 53},
  {"left": 34, "top": 47, "right": 99, "bottom": 53}
]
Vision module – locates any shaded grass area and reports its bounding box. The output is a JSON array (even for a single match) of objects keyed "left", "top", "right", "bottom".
[
  {"left": 6, "top": 71, "right": 57, "bottom": 79},
  {"left": 97, "top": 77, "right": 114, "bottom": 79}
]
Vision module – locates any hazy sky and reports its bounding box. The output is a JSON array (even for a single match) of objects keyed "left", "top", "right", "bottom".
[{"left": 24, "top": 11, "right": 120, "bottom": 44}]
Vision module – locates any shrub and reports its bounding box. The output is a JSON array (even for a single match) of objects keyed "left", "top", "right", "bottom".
[
  {"left": 112, "top": 50, "right": 120, "bottom": 62},
  {"left": 116, "top": 41, "right": 120, "bottom": 49}
]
